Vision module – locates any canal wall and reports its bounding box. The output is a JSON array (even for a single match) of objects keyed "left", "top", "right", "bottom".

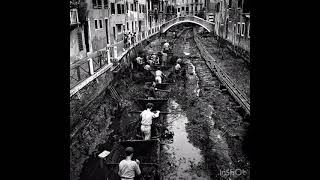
[{"left": 70, "top": 32, "right": 161, "bottom": 180}]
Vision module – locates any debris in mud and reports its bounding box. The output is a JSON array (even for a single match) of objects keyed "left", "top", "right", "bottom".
[{"left": 71, "top": 26, "right": 250, "bottom": 180}]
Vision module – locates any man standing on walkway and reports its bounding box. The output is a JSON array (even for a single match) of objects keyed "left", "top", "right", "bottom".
[
  {"left": 118, "top": 147, "right": 141, "bottom": 180},
  {"left": 140, "top": 103, "right": 160, "bottom": 140}
]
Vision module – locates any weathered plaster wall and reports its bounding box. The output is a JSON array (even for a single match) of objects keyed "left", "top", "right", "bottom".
[{"left": 70, "top": 27, "right": 87, "bottom": 64}]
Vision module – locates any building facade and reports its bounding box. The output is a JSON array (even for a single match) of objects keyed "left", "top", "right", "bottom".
[
  {"left": 174, "top": 0, "right": 205, "bottom": 17},
  {"left": 70, "top": 3, "right": 87, "bottom": 64},
  {"left": 213, "top": 0, "right": 250, "bottom": 51},
  {"left": 70, "top": 0, "right": 171, "bottom": 65}
]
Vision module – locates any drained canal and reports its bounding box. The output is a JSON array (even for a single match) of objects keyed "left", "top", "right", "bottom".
[
  {"left": 71, "top": 25, "right": 250, "bottom": 180},
  {"left": 160, "top": 99, "right": 210, "bottom": 179}
]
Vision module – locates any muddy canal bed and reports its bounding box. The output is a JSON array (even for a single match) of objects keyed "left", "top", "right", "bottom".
[
  {"left": 159, "top": 99, "right": 211, "bottom": 179},
  {"left": 197, "top": 30, "right": 250, "bottom": 98},
  {"left": 70, "top": 25, "right": 250, "bottom": 180}
]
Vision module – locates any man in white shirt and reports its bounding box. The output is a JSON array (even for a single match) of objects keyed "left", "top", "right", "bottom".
[
  {"left": 175, "top": 63, "right": 181, "bottom": 72},
  {"left": 163, "top": 41, "right": 169, "bottom": 52},
  {"left": 118, "top": 147, "right": 141, "bottom": 180},
  {"left": 140, "top": 103, "right": 160, "bottom": 140},
  {"left": 155, "top": 67, "right": 165, "bottom": 84}
]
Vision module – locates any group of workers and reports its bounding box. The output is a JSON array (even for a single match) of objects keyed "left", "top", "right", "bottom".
[
  {"left": 118, "top": 102, "right": 159, "bottom": 179},
  {"left": 118, "top": 39, "right": 183, "bottom": 180}
]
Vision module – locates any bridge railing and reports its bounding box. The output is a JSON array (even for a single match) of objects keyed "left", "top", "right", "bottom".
[{"left": 161, "top": 15, "right": 214, "bottom": 33}]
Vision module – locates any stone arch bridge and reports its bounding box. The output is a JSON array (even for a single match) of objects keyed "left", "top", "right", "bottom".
[{"left": 160, "top": 15, "right": 215, "bottom": 33}]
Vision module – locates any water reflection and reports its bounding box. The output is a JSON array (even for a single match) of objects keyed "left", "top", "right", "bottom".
[{"left": 162, "top": 99, "right": 210, "bottom": 179}]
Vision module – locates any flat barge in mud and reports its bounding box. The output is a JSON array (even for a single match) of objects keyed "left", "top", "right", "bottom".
[{"left": 102, "top": 97, "right": 170, "bottom": 180}]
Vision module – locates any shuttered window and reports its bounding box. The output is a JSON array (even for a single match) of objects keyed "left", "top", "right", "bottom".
[
  {"left": 77, "top": 32, "right": 83, "bottom": 51},
  {"left": 111, "top": 3, "right": 115, "bottom": 14},
  {"left": 103, "top": 0, "right": 108, "bottom": 8}
]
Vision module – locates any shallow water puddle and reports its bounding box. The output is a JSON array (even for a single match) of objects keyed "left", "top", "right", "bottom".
[{"left": 162, "top": 99, "right": 210, "bottom": 179}]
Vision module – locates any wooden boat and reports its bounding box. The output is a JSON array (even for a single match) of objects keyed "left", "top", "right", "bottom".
[
  {"left": 134, "top": 98, "right": 169, "bottom": 110},
  {"left": 155, "top": 83, "right": 170, "bottom": 90},
  {"left": 103, "top": 139, "right": 161, "bottom": 180},
  {"left": 150, "top": 65, "right": 173, "bottom": 71}
]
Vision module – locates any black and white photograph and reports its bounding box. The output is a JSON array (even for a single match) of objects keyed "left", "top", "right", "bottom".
[{"left": 70, "top": 0, "right": 250, "bottom": 179}]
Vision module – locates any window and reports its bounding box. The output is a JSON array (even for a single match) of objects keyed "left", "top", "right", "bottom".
[
  {"left": 238, "top": 0, "right": 242, "bottom": 9},
  {"left": 132, "top": 21, "right": 134, "bottom": 32},
  {"left": 241, "top": 23, "right": 245, "bottom": 36},
  {"left": 127, "top": 22, "right": 129, "bottom": 30},
  {"left": 94, "top": 19, "right": 98, "bottom": 29},
  {"left": 117, "top": 4, "right": 121, "bottom": 14},
  {"left": 99, "top": 20, "right": 103, "bottom": 28},
  {"left": 126, "top": 2, "right": 129, "bottom": 13},
  {"left": 216, "top": 2, "right": 220, "bottom": 12},
  {"left": 116, "top": 24, "right": 122, "bottom": 33},
  {"left": 95, "top": 19, "right": 103, "bottom": 30},
  {"left": 237, "top": 22, "right": 240, "bottom": 35},
  {"left": 105, "top": 19, "right": 109, "bottom": 44},
  {"left": 182, "top": 0, "right": 184, "bottom": 3},
  {"left": 131, "top": 4, "right": 133, "bottom": 11},
  {"left": 243, "top": 0, "right": 249, "bottom": 13},
  {"left": 103, "top": 0, "right": 108, "bottom": 8},
  {"left": 122, "top": 4, "right": 125, "bottom": 14},
  {"left": 228, "top": 0, "right": 232, "bottom": 8},
  {"left": 178, "top": 8, "right": 180, "bottom": 12},
  {"left": 70, "top": 9, "right": 78, "bottom": 24},
  {"left": 77, "top": 32, "right": 83, "bottom": 51},
  {"left": 182, "top": 7, "right": 184, "bottom": 11},
  {"left": 111, "top": 3, "right": 115, "bottom": 14},
  {"left": 248, "top": 23, "right": 250, "bottom": 38},
  {"left": 92, "top": 0, "right": 102, "bottom": 8},
  {"left": 186, "top": 6, "right": 189, "bottom": 12},
  {"left": 113, "top": 27, "right": 116, "bottom": 40}
]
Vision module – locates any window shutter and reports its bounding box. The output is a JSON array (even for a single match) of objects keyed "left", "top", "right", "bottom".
[{"left": 77, "top": 31, "right": 83, "bottom": 51}]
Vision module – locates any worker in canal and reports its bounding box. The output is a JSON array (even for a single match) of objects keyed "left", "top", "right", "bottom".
[
  {"left": 143, "top": 82, "right": 157, "bottom": 98},
  {"left": 155, "top": 67, "right": 165, "bottom": 84},
  {"left": 163, "top": 40, "right": 170, "bottom": 53},
  {"left": 175, "top": 63, "right": 181, "bottom": 73},
  {"left": 161, "top": 51, "right": 167, "bottom": 66},
  {"left": 140, "top": 103, "right": 160, "bottom": 140},
  {"left": 118, "top": 147, "right": 141, "bottom": 180},
  {"left": 136, "top": 56, "right": 144, "bottom": 71}
]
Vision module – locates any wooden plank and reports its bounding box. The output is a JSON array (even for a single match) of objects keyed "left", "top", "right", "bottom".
[
  {"left": 128, "top": 111, "right": 170, "bottom": 114},
  {"left": 119, "top": 139, "right": 160, "bottom": 143},
  {"left": 105, "top": 163, "right": 158, "bottom": 166},
  {"left": 193, "top": 30, "right": 250, "bottom": 115},
  {"left": 135, "top": 98, "right": 168, "bottom": 101}
]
